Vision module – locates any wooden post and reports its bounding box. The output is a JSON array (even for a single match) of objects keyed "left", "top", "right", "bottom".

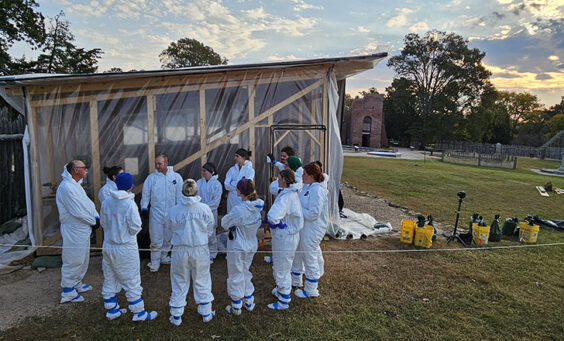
[
  {"left": 147, "top": 95, "right": 156, "bottom": 173},
  {"left": 310, "top": 92, "right": 316, "bottom": 163},
  {"left": 45, "top": 115, "right": 56, "bottom": 194},
  {"left": 200, "top": 88, "right": 207, "bottom": 165},
  {"left": 298, "top": 102, "right": 303, "bottom": 161},
  {"left": 248, "top": 85, "right": 255, "bottom": 164},
  {"left": 322, "top": 77, "right": 328, "bottom": 168},
  {"left": 28, "top": 106, "right": 45, "bottom": 244},
  {"left": 89, "top": 99, "right": 103, "bottom": 245}
]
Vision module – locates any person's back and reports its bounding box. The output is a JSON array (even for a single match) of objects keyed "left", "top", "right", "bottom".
[
  {"left": 101, "top": 190, "right": 140, "bottom": 246},
  {"left": 99, "top": 172, "right": 157, "bottom": 322},
  {"left": 169, "top": 196, "right": 214, "bottom": 247},
  {"left": 168, "top": 179, "right": 216, "bottom": 326}
]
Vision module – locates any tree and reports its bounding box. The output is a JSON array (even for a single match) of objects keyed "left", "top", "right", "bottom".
[
  {"left": 465, "top": 85, "right": 511, "bottom": 143},
  {"left": 383, "top": 77, "right": 420, "bottom": 145},
  {"left": 159, "top": 38, "right": 227, "bottom": 69},
  {"left": 104, "top": 67, "right": 123, "bottom": 73},
  {"left": 544, "top": 97, "right": 564, "bottom": 138},
  {"left": 498, "top": 91, "right": 544, "bottom": 138},
  {"left": 34, "top": 11, "right": 102, "bottom": 74},
  {"left": 387, "top": 30, "right": 491, "bottom": 147},
  {"left": 0, "top": 0, "right": 45, "bottom": 75}
]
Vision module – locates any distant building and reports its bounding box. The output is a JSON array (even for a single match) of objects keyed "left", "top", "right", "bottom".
[{"left": 341, "top": 93, "right": 387, "bottom": 148}]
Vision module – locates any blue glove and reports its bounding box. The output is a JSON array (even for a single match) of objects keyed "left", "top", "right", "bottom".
[
  {"left": 267, "top": 221, "right": 277, "bottom": 229},
  {"left": 229, "top": 226, "right": 236, "bottom": 232},
  {"left": 228, "top": 226, "right": 236, "bottom": 240},
  {"left": 278, "top": 222, "right": 288, "bottom": 229}
]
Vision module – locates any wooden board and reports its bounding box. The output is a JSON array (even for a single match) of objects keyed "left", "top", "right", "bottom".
[{"left": 536, "top": 186, "right": 549, "bottom": 197}]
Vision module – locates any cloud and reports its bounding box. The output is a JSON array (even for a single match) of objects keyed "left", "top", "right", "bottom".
[
  {"left": 356, "top": 26, "right": 370, "bottom": 33},
  {"left": 349, "top": 42, "right": 386, "bottom": 56},
  {"left": 65, "top": 0, "right": 115, "bottom": 17},
  {"left": 265, "top": 54, "right": 300, "bottom": 62},
  {"left": 486, "top": 63, "right": 563, "bottom": 90},
  {"left": 291, "top": 0, "right": 323, "bottom": 12},
  {"left": 160, "top": 1, "right": 318, "bottom": 59},
  {"left": 409, "top": 22, "right": 428, "bottom": 32},
  {"left": 386, "top": 8, "right": 413, "bottom": 28},
  {"left": 535, "top": 73, "right": 553, "bottom": 80}
]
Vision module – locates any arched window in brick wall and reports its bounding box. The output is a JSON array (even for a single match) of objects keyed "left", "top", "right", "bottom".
[{"left": 362, "top": 116, "right": 371, "bottom": 147}]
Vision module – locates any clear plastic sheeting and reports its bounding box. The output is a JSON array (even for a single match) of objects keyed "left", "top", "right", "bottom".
[
  {"left": 329, "top": 208, "right": 392, "bottom": 240},
  {"left": 0, "top": 54, "right": 387, "bottom": 248}
]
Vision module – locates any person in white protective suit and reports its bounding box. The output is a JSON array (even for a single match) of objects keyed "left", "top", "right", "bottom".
[
  {"left": 266, "top": 169, "right": 303, "bottom": 310},
  {"left": 97, "top": 165, "right": 123, "bottom": 205},
  {"left": 290, "top": 163, "right": 329, "bottom": 297},
  {"left": 269, "top": 156, "right": 303, "bottom": 196},
  {"left": 100, "top": 172, "right": 157, "bottom": 321},
  {"left": 266, "top": 145, "right": 295, "bottom": 172},
  {"left": 221, "top": 178, "right": 263, "bottom": 315},
  {"left": 196, "top": 162, "right": 223, "bottom": 262},
  {"left": 168, "top": 179, "right": 216, "bottom": 326},
  {"left": 141, "top": 154, "right": 183, "bottom": 272},
  {"left": 314, "top": 160, "right": 329, "bottom": 190},
  {"left": 224, "top": 148, "right": 255, "bottom": 212},
  {"left": 56, "top": 160, "right": 99, "bottom": 303}
]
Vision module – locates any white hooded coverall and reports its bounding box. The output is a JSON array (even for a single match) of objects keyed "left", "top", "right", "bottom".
[
  {"left": 196, "top": 175, "right": 223, "bottom": 259},
  {"left": 56, "top": 166, "right": 99, "bottom": 301},
  {"left": 141, "top": 166, "right": 183, "bottom": 267},
  {"left": 100, "top": 190, "right": 148, "bottom": 318},
  {"left": 267, "top": 183, "right": 303, "bottom": 306},
  {"left": 168, "top": 195, "right": 215, "bottom": 320},
  {"left": 269, "top": 167, "right": 303, "bottom": 196},
  {"left": 221, "top": 198, "right": 264, "bottom": 310},
  {"left": 97, "top": 177, "right": 117, "bottom": 205},
  {"left": 291, "top": 182, "right": 328, "bottom": 295},
  {"left": 224, "top": 160, "right": 255, "bottom": 212}
]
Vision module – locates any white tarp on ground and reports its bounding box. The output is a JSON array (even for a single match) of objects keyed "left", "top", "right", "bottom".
[
  {"left": 0, "top": 217, "right": 35, "bottom": 274},
  {"left": 329, "top": 208, "right": 392, "bottom": 240}
]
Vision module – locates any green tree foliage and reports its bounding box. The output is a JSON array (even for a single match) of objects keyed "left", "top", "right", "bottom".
[
  {"left": 498, "top": 91, "right": 544, "bottom": 138},
  {"left": 387, "top": 30, "right": 491, "bottom": 146},
  {"left": 0, "top": 0, "right": 45, "bottom": 75},
  {"left": 383, "top": 78, "right": 419, "bottom": 145},
  {"left": 465, "top": 85, "right": 511, "bottom": 143},
  {"left": 544, "top": 97, "right": 564, "bottom": 138},
  {"left": 160, "top": 38, "right": 227, "bottom": 69},
  {"left": 34, "top": 12, "right": 102, "bottom": 74}
]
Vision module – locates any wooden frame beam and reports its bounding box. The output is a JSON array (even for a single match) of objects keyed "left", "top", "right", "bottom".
[
  {"left": 89, "top": 99, "right": 102, "bottom": 246},
  {"left": 199, "top": 88, "right": 207, "bottom": 165},
  {"left": 147, "top": 95, "right": 156, "bottom": 174}
]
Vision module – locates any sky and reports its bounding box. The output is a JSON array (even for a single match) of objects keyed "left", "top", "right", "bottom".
[{"left": 10, "top": 0, "right": 564, "bottom": 107}]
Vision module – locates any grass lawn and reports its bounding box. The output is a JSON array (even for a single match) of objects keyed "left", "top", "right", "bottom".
[
  {"left": 342, "top": 156, "right": 564, "bottom": 223},
  {"left": 1, "top": 157, "right": 563, "bottom": 340}
]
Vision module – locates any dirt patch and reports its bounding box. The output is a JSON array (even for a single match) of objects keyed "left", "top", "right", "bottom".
[{"left": 0, "top": 185, "right": 444, "bottom": 331}]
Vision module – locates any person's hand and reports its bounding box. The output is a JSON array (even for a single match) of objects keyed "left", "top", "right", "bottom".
[
  {"left": 228, "top": 226, "right": 236, "bottom": 240},
  {"left": 141, "top": 208, "right": 149, "bottom": 219},
  {"left": 267, "top": 153, "right": 276, "bottom": 164},
  {"left": 92, "top": 217, "right": 100, "bottom": 230}
]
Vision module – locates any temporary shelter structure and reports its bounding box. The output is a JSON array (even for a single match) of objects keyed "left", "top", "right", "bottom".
[{"left": 0, "top": 53, "right": 387, "bottom": 254}]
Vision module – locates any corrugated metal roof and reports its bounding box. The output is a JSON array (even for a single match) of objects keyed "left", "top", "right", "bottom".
[{"left": 0, "top": 53, "right": 387, "bottom": 86}]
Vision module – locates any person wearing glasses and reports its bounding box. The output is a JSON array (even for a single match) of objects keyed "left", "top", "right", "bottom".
[
  {"left": 56, "top": 160, "right": 99, "bottom": 303},
  {"left": 141, "top": 154, "right": 183, "bottom": 272}
]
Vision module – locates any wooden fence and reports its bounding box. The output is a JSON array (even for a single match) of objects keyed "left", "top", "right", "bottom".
[{"left": 0, "top": 106, "right": 26, "bottom": 225}]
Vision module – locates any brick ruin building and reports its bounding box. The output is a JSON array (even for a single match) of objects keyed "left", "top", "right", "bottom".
[{"left": 341, "top": 93, "right": 387, "bottom": 148}]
